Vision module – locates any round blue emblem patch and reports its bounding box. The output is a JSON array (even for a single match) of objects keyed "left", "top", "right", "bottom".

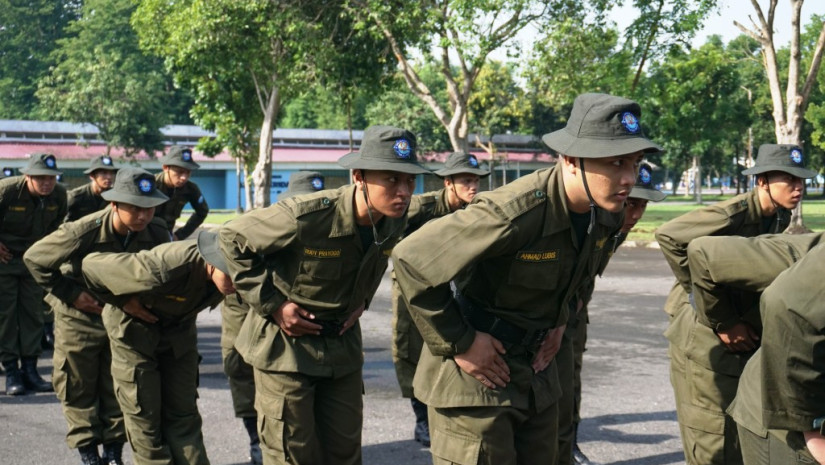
[
  {"left": 44, "top": 156, "right": 56, "bottom": 168},
  {"left": 393, "top": 139, "right": 412, "bottom": 159},
  {"left": 182, "top": 149, "right": 193, "bottom": 162},
  {"left": 621, "top": 112, "right": 640, "bottom": 133},
  {"left": 102, "top": 156, "right": 112, "bottom": 166},
  {"left": 790, "top": 148, "right": 803, "bottom": 164},
  {"left": 311, "top": 177, "right": 324, "bottom": 190},
  {"left": 2, "top": 168, "right": 12, "bottom": 177},
  {"left": 639, "top": 166, "right": 652, "bottom": 185},
  {"left": 468, "top": 155, "right": 479, "bottom": 167},
  {"left": 138, "top": 178, "right": 153, "bottom": 194}
]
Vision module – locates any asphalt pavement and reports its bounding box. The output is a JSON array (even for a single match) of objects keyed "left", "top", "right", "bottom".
[{"left": 0, "top": 245, "right": 684, "bottom": 465}]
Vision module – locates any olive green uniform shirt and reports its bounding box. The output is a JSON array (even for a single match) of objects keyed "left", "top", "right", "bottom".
[
  {"left": 24, "top": 208, "right": 171, "bottom": 313},
  {"left": 66, "top": 183, "right": 108, "bottom": 222},
  {"left": 728, "top": 243, "right": 825, "bottom": 449},
  {"left": 154, "top": 172, "right": 209, "bottom": 240},
  {"left": 392, "top": 165, "right": 622, "bottom": 412},
  {"left": 687, "top": 232, "right": 825, "bottom": 335},
  {"left": 656, "top": 190, "right": 787, "bottom": 323},
  {"left": 81, "top": 240, "right": 224, "bottom": 324},
  {"left": 0, "top": 175, "right": 67, "bottom": 253},
  {"left": 218, "top": 185, "right": 450, "bottom": 378}
]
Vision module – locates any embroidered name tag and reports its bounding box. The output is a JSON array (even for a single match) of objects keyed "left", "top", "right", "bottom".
[
  {"left": 164, "top": 295, "right": 187, "bottom": 302},
  {"left": 516, "top": 250, "right": 558, "bottom": 262},
  {"left": 9, "top": 206, "right": 26, "bottom": 212},
  {"left": 304, "top": 247, "right": 342, "bottom": 258},
  {"left": 595, "top": 236, "right": 608, "bottom": 250}
]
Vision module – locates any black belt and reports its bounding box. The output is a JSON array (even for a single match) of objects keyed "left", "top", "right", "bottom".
[
  {"left": 456, "top": 294, "right": 548, "bottom": 351},
  {"left": 317, "top": 319, "right": 345, "bottom": 337}
]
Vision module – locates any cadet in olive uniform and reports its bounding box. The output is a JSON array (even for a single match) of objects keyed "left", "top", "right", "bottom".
[
  {"left": 681, "top": 234, "right": 825, "bottom": 464},
  {"left": 81, "top": 230, "right": 235, "bottom": 465},
  {"left": 655, "top": 144, "right": 816, "bottom": 465},
  {"left": 25, "top": 167, "right": 170, "bottom": 465},
  {"left": 154, "top": 145, "right": 209, "bottom": 240},
  {"left": 66, "top": 155, "right": 119, "bottom": 222},
  {"left": 218, "top": 125, "right": 448, "bottom": 465},
  {"left": 0, "top": 153, "right": 67, "bottom": 396},
  {"left": 392, "top": 151, "right": 489, "bottom": 447},
  {"left": 727, "top": 244, "right": 825, "bottom": 464},
  {"left": 564, "top": 163, "right": 666, "bottom": 465},
  {"left": 221, "top": 171, "right": 325, "bottom": 465},
  {"left": 393, "top": 93, "right": 661, "bottom": 464}
]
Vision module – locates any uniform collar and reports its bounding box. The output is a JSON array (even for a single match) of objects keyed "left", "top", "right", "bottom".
[{"left": 542, "top": 164, "right": 623, "bottom": 237}]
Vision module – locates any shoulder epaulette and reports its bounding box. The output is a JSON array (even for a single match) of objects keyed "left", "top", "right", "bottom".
[
  {"left": 69, "top": 210, "right": 109, "bottom": 238},
  {"left": 495, "top": 188, "right": 545, "bottom": 220},
  {"left": 290, "top": 193, "right": 335, "bottom": 218}
]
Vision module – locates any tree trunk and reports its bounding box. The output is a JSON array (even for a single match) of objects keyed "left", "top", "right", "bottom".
[
  {"left": 243, "top": 162, "right": 252, "bottom": 213},
  {"left": 235, "top": 156, "right": 243, "bottom": 214},
  {"left": 694, "top": 156, "right": 702, "bottom": 205},
  {"left": 252, "top": 85, "right": 280, "bottom": 209}
]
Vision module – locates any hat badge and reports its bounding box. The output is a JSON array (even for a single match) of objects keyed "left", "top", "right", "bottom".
[
  {"left": 393, "top": 139, "right": 412, "bottom": 159},
  {"left": 790, "top": 148, "right": 803, "bottom": 165},
  {"left": 44, "top": 155, "right": 56, "bottom": 168},
  {"left": 181, "top": 149, "right": 193, "bottom": 162},
  {"left": 311, "top": 177, "right": 324, "bottom": 190},
  {"left": 468, "top": 155, "right": 479, "bottom": 167},
  {"left": 621, "top": 112, "right": 640, "bottom": 134},
  {"left": 138, "top": 178, "right": 154, "bottom": 194},
  {"left": 102, "top": 156, "right": 112, "bottom": 166},
  {"left": 639, "top": 166, "right": 652, "bottom": 185}
]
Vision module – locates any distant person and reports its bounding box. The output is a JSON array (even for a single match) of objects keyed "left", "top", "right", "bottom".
[
  {"left": 25, "top": 167, "right": 170, "bottom": 465},
  {"left": 66, "top": 155, "right": 118, "bottom": 221},
  {"left": 154, "top": 145, "right": 209, "bottom": 240},
  {"left": 656, "top": 144, "right": 816, "bottom": 465},
  {"left": 221, "top": 170, "right": 325, "bottom": 465},
  {"left": 0, "top": 153, "right": 66, "bottom": 396}
]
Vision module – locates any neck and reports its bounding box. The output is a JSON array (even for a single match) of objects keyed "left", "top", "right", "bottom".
[
  {"left": 757, "top": 189, "right": 777, "bottom": 216},
  {"left": 111, "top": 211, "right": 130, "bottom": 235},
  {"left": 446, "top": 188, "right": 463, "bottom": 210},
  {"left": 91, "top": 182, "right": 103, "bottom": 196},
  {"left": 353, "top": 186, "right": 383, "bottom": 226}
]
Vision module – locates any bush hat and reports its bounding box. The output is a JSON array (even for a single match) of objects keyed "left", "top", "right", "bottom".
[
  {"left": 20, "top": 153, "right": 62, "bottom": 176},
  {"left": 542, "top": 93, "right": 663, "bottom": 158},
  {"left": 197, "top": 230, "right": 229, "bottom": 275},
  {"left": 434, "top": 152, "right": 490, "bottom": 178},
  {"left": 339, "top": 125, "right": 430, "bottom": 175},
  {"left": 629, "top": 163, "right": 666, "bottom": 202},
  {"left": 101, "top": 167, "right": 169, "bottom": 208},
  {"left": 741, "top": 144, "right": 816, "bottom": 178},
  {"left": 83, "top": 155, "right": 118, "bottom": 174},
  {"left": 281, "top": 171, "right": 325, "bottom": 200},
  {"left": 159, "top": 145, "right": 201, "bottom": 171}
]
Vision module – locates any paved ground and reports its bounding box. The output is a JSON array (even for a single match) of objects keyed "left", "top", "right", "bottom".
[{"left": 0, "top": 246, "right": 685, "bottom": 465}]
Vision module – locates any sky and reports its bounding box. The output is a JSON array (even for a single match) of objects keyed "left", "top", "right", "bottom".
[{"left": 612, "top": 0, "right": 825, "bottom": 48}]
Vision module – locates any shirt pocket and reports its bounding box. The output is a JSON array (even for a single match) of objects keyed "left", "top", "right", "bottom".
[
  {"left": 292, "top": 259, "right": 344, "bottom": 300},
  {"left": 3, "top": 206, "right": 29, "bottom": 236},
  {"left": 506, "top": 259, "right": 562, "bottom": 290}
]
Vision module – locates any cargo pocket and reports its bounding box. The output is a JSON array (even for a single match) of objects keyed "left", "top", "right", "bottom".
[
  {"left": 431, "top": 427, "right": 481, "bottom": 465},
  {"left": 257, "top": 395, "right": 287, "bottom": 460},
  {"left": 52, "top": 353, "right": 70, "bottom": 403},
  {"left": 680, "top": 403, "right": 726, "bottom": 465},
  {"left": 110, "top": 364, "right": 141, "bottom": 416}
]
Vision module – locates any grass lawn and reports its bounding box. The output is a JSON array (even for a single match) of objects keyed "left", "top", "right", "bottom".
[
  {"left": 186, "top": 195, "right": 825, "bottom": 242},
  {"left": 631, "top": 196, "right": 825, "bottom": 242}
]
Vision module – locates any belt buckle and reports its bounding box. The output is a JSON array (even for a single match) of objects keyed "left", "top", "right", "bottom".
[{"left": 529, "top": 328, "right": 549, "bottom": 348}]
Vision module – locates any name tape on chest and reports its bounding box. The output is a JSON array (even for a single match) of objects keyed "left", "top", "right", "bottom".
[
  {"left": 516, "top": 249, "right": 559, "bottom": 262},
  {"left": 304, "top": 247, "right": 342, "bottom": 259}
]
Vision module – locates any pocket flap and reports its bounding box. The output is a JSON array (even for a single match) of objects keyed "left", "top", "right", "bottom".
[
  {"left": 431, "top": 428, "right": 481, "bottom": 464},
  {"left": 256, "top": 393, "right": 285, "bottom": 420}
]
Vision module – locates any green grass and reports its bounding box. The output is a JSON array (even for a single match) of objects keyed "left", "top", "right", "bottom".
[
  {"left": 183, "top": 197, "right": 825, "bottom": 241},
  {"left": 630, "top": 197, "right": 825, "bottom": 242}
]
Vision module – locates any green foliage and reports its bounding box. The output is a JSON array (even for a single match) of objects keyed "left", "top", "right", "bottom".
[
  {"left": 525, "top": 16, "right": 633, "bottom": 109},
  {"left": 469, "top": 61, "right": 531, "bottom": 143},
  {"left": 0, "top": 1, "right": 81, "bottom": 118},
  {"left": 642, "top": 38, "right": 749, "bottom": 183},
  {"left": 36, "top": 0, "right": 173, "bottom": 156}
]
